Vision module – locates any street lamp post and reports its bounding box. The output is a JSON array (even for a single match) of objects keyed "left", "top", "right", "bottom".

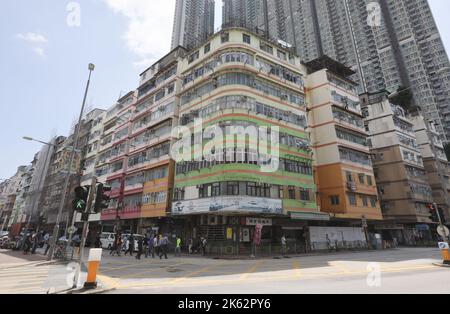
[
  {"left": 47, "top": 63, "right": 95, "bottom": 262},
  {"left": 22, "top": 137, "right": 55, "bottom": 231}
]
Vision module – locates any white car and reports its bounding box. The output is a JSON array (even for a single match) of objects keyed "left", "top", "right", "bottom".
[{"left": 99, "top": 232, "right": 115, "bottom": 250}]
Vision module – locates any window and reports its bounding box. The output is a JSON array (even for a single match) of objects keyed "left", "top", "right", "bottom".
[
  {"left": 370, "top": 197, "right": 377, "bottom": 208},
  {"left": 348, "top": 193, "right": 357, "bottom": 206},
  {"left": 346, "top": 171, "right": 353, "bottom": 182},
  {"left": 362, "top": 196, "right": 369, "bottom": 207},
  {"left": 211, "top": 183, "right": 221, "bottom": 197},
  {"left": 330, "top": 196, "right": 340, "bottom": 205},
  {"left": 300, "top": 188, "right": 310, "bottom": 201},
  {"left": 247, "top": 182, "right": 260, "bottom": 197},
  {"left": 243, "top": 34, "right": 251, "bottom": 44},
  {"left": 221, "top": 32, "right": 229, "bottom": 43},
  {"left": 367, "top": 176, "right": 373, "bottom": 186},
  {"left": 227, "top": 182, "right": 239, "bottom": 196},
  {"left": 260, "top": 42, "right": 273, "bottom": 54},
  {"left": 188, "top": 51, "right": 199, "bottom": 64},
  {"left": 204, "top": 43, "right": 211, "bottom": 54},
  {"left": 277, "top": 50, "right": 287, "bottom": 61},
  {"left": 288, "top": 186, "right": 296, "bottom": 200},
  {"left": 358, "top": 174, "right": 365, "bottom": 184},
  {"left": 167, "top": 83, "right": 175, "bottom": 95},
  {"left": 174, "top": 188, "right": 185, "bottom": 201}
]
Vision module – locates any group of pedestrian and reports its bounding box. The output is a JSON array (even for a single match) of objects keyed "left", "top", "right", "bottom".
[
  {"left": 21, "top": 230, "right": 50, "bottom": 255},
  {"left": 109, "top": 232, "right": 188, "bottom": 260}
]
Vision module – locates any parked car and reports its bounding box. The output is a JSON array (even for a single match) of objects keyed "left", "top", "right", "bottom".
[{"left": 0, "top": 231, "right": 9, "bottom": 238}]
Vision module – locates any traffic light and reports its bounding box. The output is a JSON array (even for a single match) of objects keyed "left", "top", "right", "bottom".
[
  {"left": 93, "top": 183, "right": 111, "bottom": 213},
  {"left": 428, "top": 203, "right": 439, "bottom": 222},
  {"left": 73, "top": 186, "right": 90, "bottom": 212}
]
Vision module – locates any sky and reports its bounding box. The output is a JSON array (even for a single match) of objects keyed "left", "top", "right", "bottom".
[{"left": 0, "top": 0, "right": 449, "bottom": 180}]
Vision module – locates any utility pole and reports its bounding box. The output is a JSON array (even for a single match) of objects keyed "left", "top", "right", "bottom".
[
  {"left": 47, "top": 63, "right": 95, "bottom": 261},
  {"left": 434, "top": 202, "right": 450, "bottom": 244},
  {"left": 73, "top": 177, "right": 97, "bottom": 288}
]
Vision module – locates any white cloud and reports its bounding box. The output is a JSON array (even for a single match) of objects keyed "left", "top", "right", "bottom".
[
  {"left": 32, "top": 47, "right": 46, "bottom": 57},
  {"left": 103, "top": 0, "right": 176, "bottom": 69},
  {"left": 16, "top": 32, "right": 48, "bottom": 44}
]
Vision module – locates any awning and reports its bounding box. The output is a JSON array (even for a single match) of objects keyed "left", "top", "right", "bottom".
[{"left": 289, "top": 211, "right": 330, "bottom": 221}]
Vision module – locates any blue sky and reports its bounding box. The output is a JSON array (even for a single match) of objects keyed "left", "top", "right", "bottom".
[{"left": 0, "top": 0, "right": 449, "bottom": 179}]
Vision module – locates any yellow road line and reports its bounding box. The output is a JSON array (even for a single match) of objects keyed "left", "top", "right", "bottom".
[
  {"left": 330, "top": 261, "right": 352, "bottom": 274},
  {"left": 240, "top": 261, "right": 264, "bottom": 280},
  {"left": 292, "top": 261, "right": 302, "bottom": 278}
]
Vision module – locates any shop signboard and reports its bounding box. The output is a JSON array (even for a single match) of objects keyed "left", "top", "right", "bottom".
[{"left": 172, "top": 196, "right": 283, "bottom": 215}]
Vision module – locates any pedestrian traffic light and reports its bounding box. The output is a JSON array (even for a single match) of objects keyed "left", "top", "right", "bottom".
[
  {"left": 428, "top": 203, "right": 439, "bottom": 222},
  {"left": 73, "top": 186, "right": 90, "bottom": 212},
  {"left": 93, "top": 183, "right": 111, "bottom": 213}
]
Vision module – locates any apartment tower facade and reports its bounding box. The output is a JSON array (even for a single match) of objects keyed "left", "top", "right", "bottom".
[
  {"left": 172, "top": 0, "right": 216, "bottom": 50},
  {"left": 222, "top": 0, "right": 450, "bottom": 141}
]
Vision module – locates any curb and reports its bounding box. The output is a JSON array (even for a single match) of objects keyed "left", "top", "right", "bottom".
[
  {"left": 432, "top": 262, "right": 450, "bottom": 268},
  {"left": 65, "top": 287, "right": 116, "bottom": 294}
]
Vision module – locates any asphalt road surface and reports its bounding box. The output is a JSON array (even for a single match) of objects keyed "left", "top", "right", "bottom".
[{"left": 1, "top": 247, "right": 448, "bottom": 294}]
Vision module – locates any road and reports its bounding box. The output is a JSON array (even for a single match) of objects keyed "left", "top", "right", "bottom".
[
  {"left": 0, "top": 249, "right": 86, "bottom": 294},
  {"left": 1, "top": 247, "right": 448, "bottom": 294},
  {"left": 94, "top": 247, "right": 449, "bottom": 294}
]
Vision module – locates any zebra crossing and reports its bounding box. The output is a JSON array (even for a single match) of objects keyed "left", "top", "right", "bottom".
[{"left": 0, "top": 262, "right": 71, "bottom": 294}]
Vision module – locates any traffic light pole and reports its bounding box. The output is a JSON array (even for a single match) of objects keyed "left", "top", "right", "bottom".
[
  {"left": 73, "top": 177, "right": 97, "bottom": 289},
  {"left": 434, "top": 202, "right": 450, "bottom": 244}
]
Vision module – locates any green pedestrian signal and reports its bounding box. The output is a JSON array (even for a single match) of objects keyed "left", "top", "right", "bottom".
[{"left": 73, "top": 186, "right": 90, "bottom": 212}]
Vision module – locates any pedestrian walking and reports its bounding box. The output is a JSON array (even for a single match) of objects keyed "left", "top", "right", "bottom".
[
  {"left": 136, "top": 237, "right": 143, "bottom": 260},
  {"left": 23, "top": 234, "right": 32, "bottom": 255},
  {"left": 175, "top": 236, "right": 182, "bottom": 257},
  {"left": 159, "top": 235, "right": 169, "bottom": 259},
  {"left": 146, "top": 234, "right": 155, "bottom": 258},
  {"left": 43, "top": 232, "right": 51, "bottom": 255},
  {"left": 201, "top": 237, "right": 207, "bottom": 256},
  {"left": 94, "top": 233, "right": 102, "bottom": 249},
  {"left": 125, "top": 234, "right": 134, "bottom": 256},
  {"left": 281, "top": 235, "right": 287, "bottom": 257},
  {"left": 31, "top": 231, "right": 39, "bottom": 254},
  {"left": 188, "top": 238, "right": 193, "bottom": 254},
  {"left": 153, "top": 235, "right": 160, "bottom": 258}
]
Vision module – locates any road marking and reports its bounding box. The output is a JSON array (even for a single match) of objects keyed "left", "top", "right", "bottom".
[
  {"left": 240, "top": 261, "right": 264, "bottom": 280},
  {"left": 117, "top": 262, "right": 188, "bottom": 279},
  {"left": 292, "top": 261, "right": 302, "bottom": 278},
  {"left": 330, "top": 261, "right": 352, "bottom": 274},
  {"left": 105, "top": 263, "right": 441, "bottom": 291}
]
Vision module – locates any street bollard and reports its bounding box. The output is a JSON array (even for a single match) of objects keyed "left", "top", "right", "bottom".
[
  {"left": 438, "top": 242, "right": 450, "bottom": 265},
  {"left": 84, "top": 248, "right": 102, "bottom": 289}
]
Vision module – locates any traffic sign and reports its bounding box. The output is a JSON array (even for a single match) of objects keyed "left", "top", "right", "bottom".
[{"left": 437, "top": 225, "right": 449, "bottom": 238}]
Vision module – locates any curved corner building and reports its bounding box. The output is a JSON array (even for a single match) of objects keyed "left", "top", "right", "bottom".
[{"left": 172, "top": 27, "right": 325, "bottom": 255}]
